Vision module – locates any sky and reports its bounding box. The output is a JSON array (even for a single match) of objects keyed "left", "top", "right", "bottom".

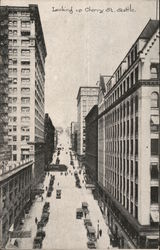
[{"left": 2, "top": 0, "right": 158, "bottom": 128}]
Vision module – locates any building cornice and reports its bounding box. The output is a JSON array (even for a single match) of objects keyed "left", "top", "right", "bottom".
[{"left": 98, "top": 79, "right": 159, "bottom": 119}]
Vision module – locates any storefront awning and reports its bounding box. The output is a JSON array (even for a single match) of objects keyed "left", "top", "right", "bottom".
[{"left": 150, "top": 211, "right": 159, "bottom": 222}]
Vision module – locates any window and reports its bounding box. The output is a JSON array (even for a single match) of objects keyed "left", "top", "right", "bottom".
[
  {"left": 150, "top": 163, "right": 158, "bottom": 180},
  {"left": 135, "top": 66, "right": 138, "bottom": 83},
  {"left": 13, "top": 78, "right": 17, "bottom": 84},
  {"left": 21, "top": 49, "right": 30, "bottom": 56},
  {"left": 21, "top": 87, "right": 30, "bottom": 94},
  {"left": 127, "top": 120, "right": 129, "bottom": 136},
  {"left": 13, "top": 59, "right": 17, "bottom": 65},
  {"left": 127, "top": 140, "right": 129, "bottom": 154},
  {"left": 13, "top": 30, "right": 17, "bottom": 36},
  {"left": 131, "top": 72, "right": 134, "bottom": 86},
  {"left": 13, "top": 136, "right": 17, "bottom": 141},
  {"left": 135, "top": 45, "right": 138, "bottom": 60},
  {"left": 13, "top": 49, "right": 17, "bottom": 55},
  {"left": 21, "top": 21, "right": 30, "bottom": 27},
  {"left": 127, "top": 101, "right": 129, "bottom": 115},
  {"left": 131, "top": 161, "right": 133, "bottom": 177},
  {"left": 151, "top": 187, "right": 158, "bottom": 203},
  {"left": 13, "top": 126, "right": 17, "bottom": 132},
  {"left": 13, "top": 154, "right": 17, "bottom": 161},
  {"left": 21, "top": 31, "right": 30, "bottom": 36},
  {"left": 135, "top": 162, "right": 138, "bottom": 179},
  {"left": 21, "top": 107, "right": 30, "bottom": 113},
  {"left": 123, "top": 141, "right": 126, "bottom": 156},
  {"left": 13, "top": 21, "right": 17, "bottom": 26},
  {"left": 131, "top": 118, "right": 133, "bottom": 135},
  {"left": 123, "top": 81, "right": 126, "bottom": 93},
  {"left": 151, "top": 139, "right": 158, "bottom": 155},
  {"left": 135, "top": 96, "right": 138, "bottom": 112},
  {"left": 131, "top": 182, "right": 133, "bottom": 197},
  {"left": 21, "top": 40, "right": 30, "bottom": 45},
  {"left": 13, "top": 39, "right": 17, "bottom": 45},
  {"left": 21, "top": 68, "right": 30, "bottom": 74},
  {"left": 13, "top": 145, "right": 17, "bottom": 151},
  {"left": 131, "top": 98, "right": 134, "bottom": 114},
  {"left": 131, "top": 50, "right": 134, "bottom": 64},
  {"left": 131, "top": 140, "right": 133, "bottom": 154},
  {"left": 21, "top": 126, "right": 30, "bottom": 132},
  {"left": 13, "top": 97, "right": 17, "bottom": 103},
  {"left": 135, "top": 184, "right": 138, "bottom": 202},
  {"left": 128, "top": 55, "right": 130, "bottom": 68},
  {"left": 21, "top": 116, "right": 30, "bottom": 122},
  {"left": 21, "top": 61, "right": 30, "bottom": 65},
  {"left": 150, "top": 115, "right": 159, "bottom": 132},
  {"left": 123, "top": 121, "right": 125, "bottom": 136},
  {"left": 13, "top": 106, "right": 17, "bottom": 112},
  {"left": 150, "top": 66, "right": 158, "bottom": 79},
  {"left": 127, "top": 76, "right": 130, "bottom": 90},
  {"left": 135, "top": 139, "right": 138, "bottom": 155},
  {"left": 151, "top": 92, "right": 159, "bottom": 108},
  {"left": 21, "top": 78, "right": 30, "bottom": 84},
  {"left": 21, "top": 135, "right": 30, "bottom": 141}
]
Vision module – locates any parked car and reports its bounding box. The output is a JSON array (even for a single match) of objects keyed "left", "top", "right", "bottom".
[
  {"left": 84, "top": 218, "right": 92, "bottom": 228},
  {"left": 87, "top": 226, "right": 97, "bottom": 242},
  {"left": 87, "top": 241, "right": 96, "bottom": 249},
  {"left": 36, "top": 229, "right": 46, "bottom": 240},
  {"left": 76, "top": 208, "right": 83, "bottom": 219},
  {"left": 47, "top": 190, "right": 52, "bottom": 197},
  {"left": 33, "top": 236, "right": 42, "bottom": 248}
]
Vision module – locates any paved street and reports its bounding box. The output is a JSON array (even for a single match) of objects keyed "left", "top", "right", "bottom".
[{"left": 8, "top": 133, "right": 113, "bottom": 249}]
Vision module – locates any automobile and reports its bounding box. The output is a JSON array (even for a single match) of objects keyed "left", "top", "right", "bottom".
[
  {"left": 33, "top": 236, "right": 42, "bottom": 249},
  {"left": 47, "top": 190, "right": 52, "bottom": 197},
  {"left": 56, "top": 189, "right": 61, "bottom": 199},
  {"left": 56, "top": 193, "right": 61, "bottom": 199},
  {"left": 87, "top": 226, "right": 97, "bottom": 242},
  {"left": 87, "top": 241, "right": 96, "bottom": 249},
  {"left": 76, "top": 208, "right": 83, "bottom": 219},
  {"left": 41, "top": 212, "right": 49, "bottom": 224},
  {"left": 36, "top": 229, "right": 46, "bottom": 240},
  {"left": 84, "top": 219, "right": 92, "bottom": 228},
  {"left": 37, "top": 221, "right": 44, "bottom": 229},
  {"left": 44, "top": 202, "right": 50, "bottom": 209},
  {"left": 82, "top": 202, "right": 89, "bottom": 214}
]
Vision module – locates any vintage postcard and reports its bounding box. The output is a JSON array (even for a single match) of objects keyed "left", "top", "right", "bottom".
[{"left": 0, "top": 0, "right": 159, "bottom": 249}]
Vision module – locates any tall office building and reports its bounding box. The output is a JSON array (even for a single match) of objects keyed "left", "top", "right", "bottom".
[
  {"left": 98, "top": 20, "right": 159, "bottom": 248},
  {"left": 0, "top": 5, "right": 47, "bottom": 186},
  {"left": 77, "top": 87, "right": 99, "bottom": 161}
]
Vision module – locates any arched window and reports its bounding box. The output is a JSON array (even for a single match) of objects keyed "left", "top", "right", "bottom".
[{"left": 151, "top": 92, "right": 159, "bottom": 108}]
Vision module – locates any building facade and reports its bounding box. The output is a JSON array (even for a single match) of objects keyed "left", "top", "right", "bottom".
[
  {"left": 0, "top": 5, "right": 47, "bottom": 187},
  {"left": 77, "top": 87, "right": 99, "bottom": 161},
  {"left": 85, "top": 105, "right": 98, "bottom": 185},
  {"left": 70, "top": 122, "right": 78, "bottom": 152},
  {"left": 98, "top": 20, "right": 159, "bottom": 249},
  {"left": 44, "top": 113, "right": 56, "bottom": 168},
  {"left": 0, "top": 159, "right": 33, "bottom": 248}
]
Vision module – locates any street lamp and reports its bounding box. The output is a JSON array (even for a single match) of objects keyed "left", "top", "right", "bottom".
[{"left": 97, "top": 220, "right": 99, "bottom": 239}]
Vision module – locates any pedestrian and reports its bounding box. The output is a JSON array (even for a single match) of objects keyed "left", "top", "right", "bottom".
[
  {"left": 41, "top": 196, "right": 43, "bottom": 201},
  {"left": 84, "top": 211, "right": 86, "bottom": 218},
  {"left": 57, "top": 182, "right": 59, "bottom": 186},
  {"left": 46, "top": 186, "right": 47, "bottom": 191},
  {"left": 99, "top": 229, "right": 102, "bottom": 237},
  {"left": 35, "top": 217, "right": 38, "bottom": 224}
]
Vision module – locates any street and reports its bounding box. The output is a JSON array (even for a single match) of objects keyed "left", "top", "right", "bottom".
[{"left": 9, "top": 133, "right": 113, "bottom": 249}]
